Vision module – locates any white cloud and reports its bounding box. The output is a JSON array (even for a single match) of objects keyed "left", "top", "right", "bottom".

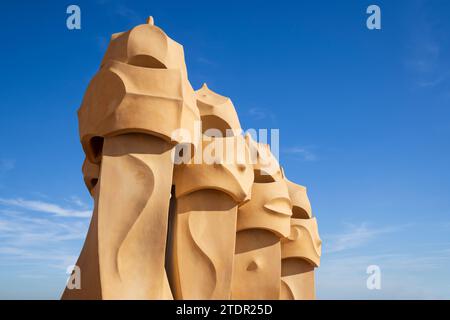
[
  {"left": 405, "top": 41, "right": 440, "bottom": 74},
  {"left": 283, "top": 146, "right": 317, "bottom": 162},
  {"left": 96, "top": 35, "right": 108, "bottom": 52},
  {"left": 323, "top": 223, "right": 405, "bottom": 254},
  {"left": 115, "top": 4, "right": 141, "bottom": 25},
  {"left": 317, "top": 221, "right": 450, "bottom": 299},
  {"left": 65, "top": 196, "right": 89, "bottom": 209},
  {"left": 0, "top": 194, "right": 92, "bottom": 296},
  {"left": 0, "top": 159, "right": 15, "bottom": 172},
  {"left": 0, "top": 207, "right": 89, "bottom": 273},
  {"left": 197, "top": 57, "right": 217, "bottom": 66},
  {"left": 317, "top": 250, "right": 450, "bottom": 299},
  {"left": 248, "top": 107, "right": 276, "bottom": 121},
  {"left": 417, "top": 73, "right": 447, "bottom": 88},
  {"left": 248, "top": 107, "right": 267, "bottom": 120},
  {"left": 0, "top": 196, "right": 90, "bottom": 276},
  {"left": 404, "top": 1, "right": 450, "bottom": 90},
  {"left": 0, "top": 198, "right": 91, "bottom": 218},
  {"left": 0, "top": 211, "right": 88, "bottom": 244},
  {"left": 0, "top": 245, "right": 79, "bottom": 272}
]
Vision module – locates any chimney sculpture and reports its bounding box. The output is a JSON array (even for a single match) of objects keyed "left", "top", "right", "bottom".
[{"left": 62, "top": 17, "right": 321, "bottom": 300}]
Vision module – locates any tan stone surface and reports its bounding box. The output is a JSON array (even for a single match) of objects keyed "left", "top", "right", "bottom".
[
  {"left": 280, "top": 179, "right": 322, "bottom": 300},
  {"left": 63, "top": 17, "right": 321, "bottom": 300},
  {"left": 195, "top": 84, "right": 241, "bottom": 136},
  {"left": 78, "top": 18, "right": 199, "bottom": 164},
  {"left": 231, "top": 144, "right": 292, "bottom": 299},
  {"left": 81, "top": 158, "right": 99, "bottom": 196},
  {"left": 169, "top": 135, "right": 253, "bottom": 299}
]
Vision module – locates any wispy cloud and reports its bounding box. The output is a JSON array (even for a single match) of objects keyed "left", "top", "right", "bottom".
[
  {"left": 0, "top": 195, "right": 89, "bottom": 293},
  {"left": 405, "top": 42, "right": 440, "bottom": 74},
  {"left": 318, "top": 249, "right": 450, "bottom": 299},
  {"left": 96, "top": 35, "right": 108, "bottom": 52},
  {"left": 0, "top": 211, "right": 88, "bottom": 244},
  {"left": 324, "top": 223, "right": 406, "bottom": 254},
  {"left": 115, "top": 4, "right": 142, "bottom": 25},
  {"left": 0, "top": 198, "right": 91, "bottom": 218},
  {"left": 283, "top": 146, "right": 317, "bottom": 162},
  {"left": 97, "top": 1, "right": 143, "bottom": 26},
  {"left": 0, "top": 159, "right": 15, "bottom": 173},
  {"left": 417, "top": 71, "right": 450, "bottom": 88},
  {"left": 197, "top": 56, "right": 217, "bottom": 66},
  {"left": 65, "top": 196, "right": 89, "bottom": 209},
  {"left": 406, "top": 41, "right": 449, "bottom": 89},
  {"left": 318, "top": 221, "right": 450, "bottom": 299},
  {"left": 404, "top": 2, "right": 450, "bottom": 90},
  {"left": 0, "top": 206, "right": 89, "bottom": 273},
  {"left": 248, "top": 107, "right": 275, "bottom": 121},
  {"left": 0, "top": 245, "right": 79, "bottom": 272}
]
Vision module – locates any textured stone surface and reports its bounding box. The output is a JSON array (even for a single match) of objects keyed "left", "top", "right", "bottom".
[{"left": 62, "top": 17, "right": 321, "bottom": 300}]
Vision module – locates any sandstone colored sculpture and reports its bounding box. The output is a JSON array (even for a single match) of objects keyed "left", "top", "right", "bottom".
[
  {"left": 231, "top": 137, "right": 291, "bottom": 300},
  {"left": 280, "top": 179, "right": 322, "bottom": 300},
  {"left": 169, "top": 134, "right": 253, "bottom": 299},
  {"left": 62, "top": 17, "right": 321, "bottom": 300}
]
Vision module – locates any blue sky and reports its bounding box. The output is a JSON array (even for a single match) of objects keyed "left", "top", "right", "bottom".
[{"left": 1, "top": 0, "right": 449, "bottom": 299}]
